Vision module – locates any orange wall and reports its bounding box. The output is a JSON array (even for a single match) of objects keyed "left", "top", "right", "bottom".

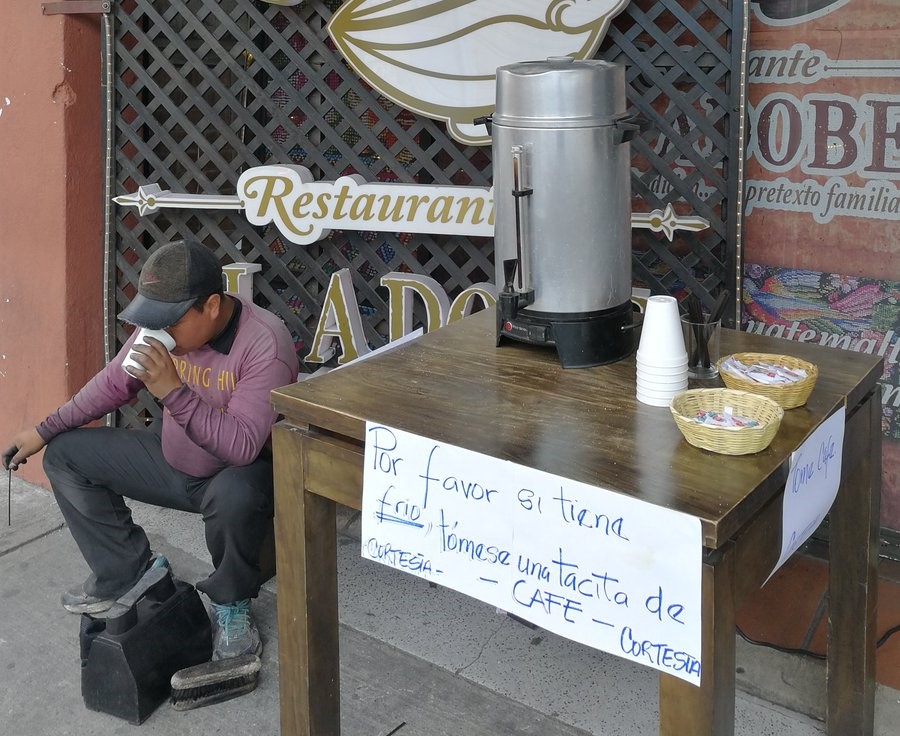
[{"left": 0, "top": 11, "right": 103, "bottom": 486}]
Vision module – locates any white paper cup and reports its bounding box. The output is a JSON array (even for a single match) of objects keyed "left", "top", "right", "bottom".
[
  {"left": 637, "top": 351, "right": 687, "bottom": 365},
  {"left": 636, "top": 352, "right": 689, "bottom": 368},
  {"left": 637, "top": 295, "right": 688, "bottom": 366},
  {"left": 636, "top": 389, "right": 677, "bottom": 407},
  {"left": 635, "top": 378, "right": 686, "bottom": 396},
  {"left": 636, "top": 370, "right": 688, "bottom": 391},
  {"left": 634, "top": 378, "right": 688, "bottom": 392},
  {"left": 636, "top": 358, "right": 689, "bottom": 376},
  {"left": 122, "top": 328, "right": 176, "bottom": 373},
  {"left": 636, "top": 375, "right": 688, "bottom": 393}
]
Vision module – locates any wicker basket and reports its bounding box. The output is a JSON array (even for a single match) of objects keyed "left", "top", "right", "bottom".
[
  {"left": 717, "top": 352, "right": 818, "bottom": 409},
  {"left": 670, "top": 389, "right": 784, "bottom": 455}
]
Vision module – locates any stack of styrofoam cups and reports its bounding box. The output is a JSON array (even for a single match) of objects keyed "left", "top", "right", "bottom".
[{"left": 635, "top": 295, "right": 688, "bottom": 406}]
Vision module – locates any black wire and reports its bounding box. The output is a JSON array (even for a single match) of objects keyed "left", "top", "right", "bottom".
[
  {"left": 736, "top": 625, "right": 826, "bottom": 660},
  {"left": 878, "top": 623, "right": 900, "bottom": 649},
  {"left": 737, "top": 622, "right": 900, "bottom": 660}
]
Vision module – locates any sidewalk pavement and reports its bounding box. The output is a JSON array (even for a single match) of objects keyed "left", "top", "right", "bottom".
[{"left": 2, "top": 476, "right": 897, "bottom": 736}]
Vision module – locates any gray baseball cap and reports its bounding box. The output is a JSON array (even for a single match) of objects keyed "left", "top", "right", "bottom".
[{"left": 118, "top": 239, "right": 223, "bottom": 329}]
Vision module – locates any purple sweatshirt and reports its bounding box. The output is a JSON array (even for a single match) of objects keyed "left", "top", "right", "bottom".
[{"left": 37, "top": 297, "right": 299, "bottom": 477}]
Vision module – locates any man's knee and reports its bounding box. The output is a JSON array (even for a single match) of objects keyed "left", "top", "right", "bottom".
[
  {"left": 42, "top": 431, "right": 79, "bottom": 475},
  {"left": 202, "top": 466, "right": 273, "bottom": 523}
]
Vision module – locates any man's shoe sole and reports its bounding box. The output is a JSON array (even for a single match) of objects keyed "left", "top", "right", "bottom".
[
  {"left": 212, "top": 642, "right": 263, "bottom": 661},
  {"left": 62, "top": 598, "right": 116, "bottom": 614},
  {"left": 97, "top": 566, "right": 171, "bottom": 619},
  {"left": 61, "top": 555, "right": 169, "bottom": 615}
]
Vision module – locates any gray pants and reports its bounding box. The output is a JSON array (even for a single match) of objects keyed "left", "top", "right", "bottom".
[{"left": 43, "top": 423, "right": 273, "bottom": 604}]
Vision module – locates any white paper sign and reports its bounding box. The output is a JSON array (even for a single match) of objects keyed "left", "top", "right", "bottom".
[
  {"left": 362, "top": 422, "right": 704, "bottom": 685},
  {"left": 771, "top": 406, "right": 846, "bottom": 578}
]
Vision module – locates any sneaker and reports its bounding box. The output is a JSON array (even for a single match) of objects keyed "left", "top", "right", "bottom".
[
  {"left": 61, "top": 554, "right": 169, "bottom": 614},
  {"left": 211, "top": 599, "right": 262, "bottom": 660}
]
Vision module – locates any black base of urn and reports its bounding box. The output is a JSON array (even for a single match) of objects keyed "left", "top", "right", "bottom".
[{"left": 497, "top": 301, "right": 636, "bottom": 369}]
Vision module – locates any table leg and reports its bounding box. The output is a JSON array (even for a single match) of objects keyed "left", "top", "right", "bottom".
[
  {"left": 659, "top": 543, "right": 736, "bottom": 736},
  {"left": 827, "top": 394, "right": 880, "bottom": 736},
  {"left": 273, "top": 423, "right": 341, "bottom": 736}
]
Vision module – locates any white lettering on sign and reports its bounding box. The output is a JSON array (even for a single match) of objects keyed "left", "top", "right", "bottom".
[
  {"left": 362, "top": 422, "right": 704, "bottom": 685},
  {"left": 748, "top": 93, "right": 900, "bottom": 179},
  {"left": 744, "top": 177, "right": 900, "bottom": 224},
  {"left": 237, "top": 165, "right": 494, "bottom": 245},
  {"left": 744, "top": 91, "right": 900, "bottom": 223},
  {"left": 744, "top": 43, "right": 900, "bottom": 225},
  {"left": 748, "top": 44, "right": 900, "bottom": 84},
  {"left": 770, "top": 406, "right": 846, "bottom": 579},
  {"left": 748, "top": 44, "right": 827, "bottom": 84}
]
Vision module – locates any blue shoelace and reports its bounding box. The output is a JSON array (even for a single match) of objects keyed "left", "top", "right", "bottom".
[{"left": 212, "top": 599, "right": 252, "bottom": 643}]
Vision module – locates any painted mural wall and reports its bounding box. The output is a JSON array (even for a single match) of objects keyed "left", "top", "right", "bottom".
[{"left": 744, "top": 0, "right": 899, "bottom": 530}]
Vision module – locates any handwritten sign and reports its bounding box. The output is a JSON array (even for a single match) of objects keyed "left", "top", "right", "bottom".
[
  {"left": 361, "top": 422, "right": 704, "bottom": 685},
  {"left": 771, "top": 406, "right": 846, "bottom": 578}
]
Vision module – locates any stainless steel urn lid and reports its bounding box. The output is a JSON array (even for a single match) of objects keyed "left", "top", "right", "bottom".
[{"left": 492, "top": 57, "right": 627, "bottom": 129}]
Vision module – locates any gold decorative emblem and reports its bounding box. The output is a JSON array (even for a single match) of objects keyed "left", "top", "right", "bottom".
[{"left": 328, "top": 0, "right": 631, "bottom": 145}]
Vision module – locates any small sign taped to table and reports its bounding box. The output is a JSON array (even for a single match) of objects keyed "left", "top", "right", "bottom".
[
  {"left": 361, "top": 422, "right": 704, "bottom": 685},
  {"left": 770, "top": 405, "right": 846, "bottom": 579}
]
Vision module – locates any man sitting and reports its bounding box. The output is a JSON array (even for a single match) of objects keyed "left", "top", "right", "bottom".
[{"left": 3, "top": 239, "right": 299, "bottom": 659}]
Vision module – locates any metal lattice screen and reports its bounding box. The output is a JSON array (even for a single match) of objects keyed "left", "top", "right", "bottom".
[
  {"left": 109, "top": 0, "right": 744, "bottom": 427},
  {"left": 604, "top": 1, "right": 742, "bottom": 305}
]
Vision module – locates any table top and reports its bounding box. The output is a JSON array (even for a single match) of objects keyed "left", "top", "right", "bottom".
[{"left": 272, "top": 308, "right": 882, "bottom": 548}]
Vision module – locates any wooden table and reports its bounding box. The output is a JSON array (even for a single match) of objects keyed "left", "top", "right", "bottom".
[{"left": 271, "top": 308, "right": 881, "bottom": 736}]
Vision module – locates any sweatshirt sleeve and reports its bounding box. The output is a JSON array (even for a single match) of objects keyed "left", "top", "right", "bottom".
[
  {"left": 36, "top": 337, "right": 143, "bottom": 442},
  {"left": 160, "top": 337, "right": 295, "bottom": 467}
]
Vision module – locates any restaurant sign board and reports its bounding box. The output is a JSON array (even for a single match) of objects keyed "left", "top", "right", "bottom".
[
  {"left": 239, "top": 166, "right": 495, "bottom": 243},
  {"left": 115, "top": 167, "right": 708, "bottom": 246}
]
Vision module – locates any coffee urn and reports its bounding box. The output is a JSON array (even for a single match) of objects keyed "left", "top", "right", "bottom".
[{"left": 491, "top": 58, "right": 638, "bottom": 368}]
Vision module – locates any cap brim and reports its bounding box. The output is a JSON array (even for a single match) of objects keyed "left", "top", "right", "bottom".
[{"left": 118, "top": 293, "right": 194, "bottom": 330}]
